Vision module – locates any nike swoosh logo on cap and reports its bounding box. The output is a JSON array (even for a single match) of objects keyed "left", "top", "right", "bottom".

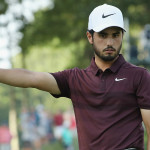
[
  {"left": 102, "top": 13, "right": 116, "bottom": 18},
  {"left": 115, "top": 78, "right": 127, "bottom": 81}
]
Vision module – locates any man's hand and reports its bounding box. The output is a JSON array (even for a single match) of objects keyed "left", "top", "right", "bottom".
[
  {"left": 141, "top": 109, "right": 150, "bottom": 150},
  {"left": 0, "top": 68, "right": 61, "bottom": 95}
]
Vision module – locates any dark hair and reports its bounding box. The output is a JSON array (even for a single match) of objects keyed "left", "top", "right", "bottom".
[
  {"left": 88, "top": 28, "right": 124, "bottom": 37},
  {"left": 88, "top": 29, "right": 94, "bottom": 37}
]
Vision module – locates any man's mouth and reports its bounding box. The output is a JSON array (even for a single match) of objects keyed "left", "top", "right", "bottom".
[{"left": 104, "top": 48, "right": 115, "bottom": 54}]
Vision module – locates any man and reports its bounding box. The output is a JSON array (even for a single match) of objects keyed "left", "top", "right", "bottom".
[{"left": 0, "top": 4, "right": 150, "bottom": 150}]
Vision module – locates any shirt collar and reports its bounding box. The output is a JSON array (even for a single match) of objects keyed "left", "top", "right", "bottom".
[
  {"left": 110, "top": 54, "right": 126, "bottom": 73},
  {"left": 88, "top": 54, "right": 126, "bottom": 76},
  {"left": 88, "top": 57, "right": 100, "bottom": 76}
]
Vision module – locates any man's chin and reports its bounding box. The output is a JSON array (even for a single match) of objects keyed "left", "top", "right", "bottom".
[{"left": 100, "top": 54, "right": 119, "bottom": 62}]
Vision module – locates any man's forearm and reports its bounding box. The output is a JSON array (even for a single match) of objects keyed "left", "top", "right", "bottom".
[
  {"left": 0, "top": 69, "right": 60, "bottom": 94},
  {"left": 0, "top": 68, "right": 34, "bottom": 88}
]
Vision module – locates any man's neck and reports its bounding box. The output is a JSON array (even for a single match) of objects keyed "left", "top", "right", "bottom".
[{"left": 95, "top": 55, "right": 119, "bottom": 72}]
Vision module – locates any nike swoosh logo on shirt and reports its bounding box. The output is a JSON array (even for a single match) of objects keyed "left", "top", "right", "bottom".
[
  {"left": 115, "top": 78, "right": 127, "bottom": 82},
  {"left": 102, "top": 13, "right": 116, "bottom": 18}
]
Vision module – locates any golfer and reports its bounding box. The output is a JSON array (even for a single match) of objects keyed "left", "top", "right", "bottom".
[{"left": 0, "top": 4, "right": 150, "bottom": 150}]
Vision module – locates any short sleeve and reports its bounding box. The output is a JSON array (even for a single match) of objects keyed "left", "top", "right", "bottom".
[
  {"left": 51, "top": 70, "right": 71, "bottom": 98},
  {"left": 136, "top": 69, "right": 150, "bottom": 109}
]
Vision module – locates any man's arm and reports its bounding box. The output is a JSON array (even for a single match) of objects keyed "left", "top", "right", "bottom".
[
  {"left": 141, "top": 109, "right": 150, "bottom": 150},
  {"left": 0, "top": 68, "right": 61, "bottom": 95}
]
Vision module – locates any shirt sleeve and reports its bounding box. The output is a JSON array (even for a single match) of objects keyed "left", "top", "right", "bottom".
[
  {"left": 136, "top": 69, "right": 150, "bottom": 109},
  {"left": 50, "top": 70, "right": 71, "bottom": 98}
]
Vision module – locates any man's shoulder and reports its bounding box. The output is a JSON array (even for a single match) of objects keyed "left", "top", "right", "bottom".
[
  {"left": 121, "top": 62, "right": 150, "bottom": 80},
  {"left": 52, "top": 66, "right": 91, "bottom": 79},
  {"left": 123, "top": 62, "right": 147, "bottom": 72},
  {"left": 63, "top": 67, "right": 90, "bottom": 74}
]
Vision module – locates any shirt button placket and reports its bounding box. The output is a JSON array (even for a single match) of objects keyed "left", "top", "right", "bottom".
[{"left": 100, "top": 75, "right": 106, "bottom": 91}]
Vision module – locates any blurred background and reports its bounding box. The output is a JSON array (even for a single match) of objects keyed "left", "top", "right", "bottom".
[{"left": 0, "top": 0, "right": 150, "bottom": 149}]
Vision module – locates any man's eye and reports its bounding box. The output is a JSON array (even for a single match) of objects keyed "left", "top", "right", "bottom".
[
  {"left": 99, "top": 33, "right": 107, "bottom": 38},
  {"left": 113, "top": 34, "right": 119, "bottom": 38}
]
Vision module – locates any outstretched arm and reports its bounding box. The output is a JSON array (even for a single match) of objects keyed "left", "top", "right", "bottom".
[
  {"left": 0, "top": 68, "right": 61, "bottom": 95},
  {"left": 141, "top": 109, "right": 150, "bottom": 150}
]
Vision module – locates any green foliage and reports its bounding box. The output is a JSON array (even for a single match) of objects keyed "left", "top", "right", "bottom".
[
  {"left": 0, "top": 84, "right": 19, "bottom": 123},
  {"left": 20, "top": 0, "right": 150, "bottom": 45},
  {"left": 42, "top": 137, "right": 78, "bottom": 150},
  {"left": 0, "top": 101, "right": 9, "bottom": 124},
  {"left": 144, "top": 130, "right": 148, "bottom": 149},
  {"left": 0, "top": 0, "right": 7, "bottom": 14}
]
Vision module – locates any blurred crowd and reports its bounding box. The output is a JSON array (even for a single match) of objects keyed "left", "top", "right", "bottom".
[
  {"left": 20, "top": 104, "right": 77, "bottom": 150},
  {"left": 0, "top": 122, "right": 12, "bottom": 150}
]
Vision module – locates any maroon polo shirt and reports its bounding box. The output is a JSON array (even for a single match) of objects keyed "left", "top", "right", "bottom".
[{"left": 51, "top": 54, "right": 150, "bottom": 150}]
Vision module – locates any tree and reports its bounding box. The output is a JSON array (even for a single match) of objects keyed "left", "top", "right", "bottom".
[{"left": 0, "top": 0, "right": 7, "bottom": 14}]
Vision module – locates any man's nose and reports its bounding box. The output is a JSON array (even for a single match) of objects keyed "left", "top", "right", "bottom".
[{"left": 107, "top": 38, "right": 114, "bottom": 46}]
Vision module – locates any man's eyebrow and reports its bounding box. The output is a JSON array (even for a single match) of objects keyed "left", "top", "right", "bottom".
[
  {"left": 98, "top": 31, "right": 108, "bottom": 34},
  {"left": 113, "top": 31, "right": 121, "bottom": 34},
  {"left": 98, "top": 30, "right": 121, "bottom": 35}
]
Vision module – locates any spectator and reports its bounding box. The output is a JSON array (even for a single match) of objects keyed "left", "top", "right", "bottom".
[
  {"left": 35, "top": 105, "right": 49, "bottom": 145},
  {"left": 62, "top": 121, "right": 74, "bottom": 150},
  {"left": 53, "top": 110, "right": 64, "bottom": 140},
  {"left": 0, "top": 122, "right": 12, "bottom": 150},
  {"left": 47, "top": 111, "right": 54, "bottom": 142},
  {"left": 20, "top": 107, "right": 33, "bottom": 150}
]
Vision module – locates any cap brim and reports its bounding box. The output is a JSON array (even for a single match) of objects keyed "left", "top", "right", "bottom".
[{"left": 93, "top": 25, "right": 126, "bottom": 32}]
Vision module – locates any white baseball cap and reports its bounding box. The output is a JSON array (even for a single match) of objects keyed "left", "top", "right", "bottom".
[{"left": 88, "top": 4, "right": 126, "bottom": 32}]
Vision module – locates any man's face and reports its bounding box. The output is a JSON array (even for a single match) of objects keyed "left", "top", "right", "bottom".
[{"left": 87, "top": 27, "right": 123, "bottom": 62}]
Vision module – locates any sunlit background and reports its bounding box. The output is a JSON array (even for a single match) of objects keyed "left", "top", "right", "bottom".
[{"left": 0, "top": 0, "right": 150, "bottom": 150}]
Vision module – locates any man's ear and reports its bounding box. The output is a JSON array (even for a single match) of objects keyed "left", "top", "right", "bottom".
[{"left": 86, "top": 31, "right": 93, "bottom": 44}]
